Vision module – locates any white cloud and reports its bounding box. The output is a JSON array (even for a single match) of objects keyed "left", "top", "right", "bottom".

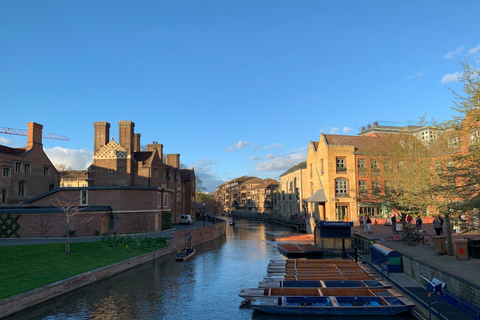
[
  {"left": 343, "top": 127, "right": 352, "bottom": 134},
  {"left": 265, "top": 154, "right": 275, "bottom": 160},
  {"left": 254, "top": 150, "right": 307, "bottom": 174},
  {"left": 330, "top": 127, "right": 339, "bottom": 134},
  {"left": 191, "top": 158, "right": 224, "bottom": 192},
  {"left": 44, "top": 147, "right": 93, "bottom": 170},
  {"left": 250, "top": 156, "right": 261, "bottom": 160},
  {"left": 235, "top": 140, "right": 251, "bottom": 150},
  {"left": 443, "top": 45, "right": 465, "bottom": 59},
  {"left": 440, "top": 72, "right": 462, "bottom": 83},
  {"left": 253, "top": 145, "right": 259, "bottom": 151},
  {"left": 225, "top": 140, "right": 251, "bottom": 152},
  {"left": 264, "top": 143, "right": 285, "bottom": 150},
  {"left": 468, "top": 44, "right": 480, "bottom": 55},
  {"left": 0, "top": 136, "right": 14, "bottom": 145},
  {"left": 407, "top": 69, "right": 428, "bottom": 80}
]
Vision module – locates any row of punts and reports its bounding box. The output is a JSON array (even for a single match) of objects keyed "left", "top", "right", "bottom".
[{"left": 239, "top": 258, "right": 415, "bottom": 316}]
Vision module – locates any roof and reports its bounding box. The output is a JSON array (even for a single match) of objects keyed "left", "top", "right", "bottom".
[
  {"left": 306, "top": 189, "right": 328, "bottom": 203},
  {"left": 430, "top": 129, "right": 462, "bottom": 156},
  {"left": 134, "top": 151, "right": 153, "bottom": 162},
  {"left": 280, "top": 161, "right": 306, "bottom": 177},
  {"left": 0, "top": 145, "right": 26, "bottom": 157},
  {"left": 60, "top": 170, "right": 88, "bottom": 179}
]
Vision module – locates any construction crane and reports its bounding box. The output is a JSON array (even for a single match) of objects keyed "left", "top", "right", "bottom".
[{"left": 0, "top": 126, "right": 69, "bottom": 141}]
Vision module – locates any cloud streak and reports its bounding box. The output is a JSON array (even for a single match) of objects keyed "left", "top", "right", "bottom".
[
  {"left": 443, "top": 46, "right": 465, "bottom": 59},
  {"left": 407, "top": 69, "right": 428, "bottom": 80},
  {"left": 440, "top": 72, "right": 462, "bottom": 84},
  {"left": 225, "top": 140, "right": 251, "bottom": 153}
]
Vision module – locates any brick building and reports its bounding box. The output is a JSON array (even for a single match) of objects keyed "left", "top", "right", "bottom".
[
  {"left": 0, "top": 122, "right": 59, "bottom": 205},
  {"left": 0, "top": 120, "right": 196, "bottom": 237}
]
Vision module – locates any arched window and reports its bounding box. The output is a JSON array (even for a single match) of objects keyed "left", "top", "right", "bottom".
[{"left": 335, "top": 179, "right": 348, "bottom": 197}]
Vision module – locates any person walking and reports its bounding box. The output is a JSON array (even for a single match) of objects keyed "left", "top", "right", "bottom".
[
  {"left": 359, "top": 215, "right": 364, "bottom": 227},
  {"left": 391, "top": 215, "right": 397, "bottom": 233},
  {"left": 433, "top": 216, "right": 442, "bottom": 236},
  {"left": 415, "top": 216, "right": 423, "bottom": 229},
  {"left": 365, "top": 216, "right": 372, "bottom": 234},
  {"left": 439, "top": 215, "right": 444, "bottom": 235}
]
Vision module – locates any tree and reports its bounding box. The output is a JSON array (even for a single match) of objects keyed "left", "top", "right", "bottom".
[
  {"left": 359, "top": 129, "right": 435, "bottom": 233},
  {"left": 196, "top": 176, "right": 207, "bottom": 192},
  {"left": 54, "top": 195, "right": 82, "bottom": 254}
]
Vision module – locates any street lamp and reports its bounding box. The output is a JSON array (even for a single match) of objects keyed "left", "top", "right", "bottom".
[{"left": 203, "top": 202, "right": 206, "bottom": 226}]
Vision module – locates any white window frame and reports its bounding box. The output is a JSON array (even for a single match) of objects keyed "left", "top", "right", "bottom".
[
  {"left": 163, "top": 193, "right": 169, "bottom": 208},
  {"left": 80, "top": 190, "right": 88, "bottom": 206}
]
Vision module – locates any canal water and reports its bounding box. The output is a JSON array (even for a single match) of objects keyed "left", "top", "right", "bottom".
[{"left": 9, "top": 219, "right": 415, "bottom": 320}]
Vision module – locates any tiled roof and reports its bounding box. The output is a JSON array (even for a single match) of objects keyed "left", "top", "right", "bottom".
[
  {"left": 60, "top": 170, "right": 88, "bottom": 179},
  {"left": 280, "top": 161, "right": 306, "bottom": 177},
  {"left": 0, "top": 145, "right": 26, "bottom": 156},
  {"left": 134, "top": 151, "right": 153, "bottom": 163},
  {"left": 430, "top": 130, "right": 462, "bottom": 156}
]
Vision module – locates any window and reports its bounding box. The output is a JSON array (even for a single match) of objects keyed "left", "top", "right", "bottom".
[
  {"left": 372, "top": 181, "right": 380, "bottom": 197},
  {"left": 18, "top": 181, "right": 26, "bottom": 196},
  {"left": 336, "top": 158, "right": 346, "bottom": 172},
  {"left": 2, "top": 167, "right": 10, "bottom": 178},
  {"left": 448, "top": 137, "right": 459, "bottom": 148},
  {"left": 1, "top": 189, "right": 6, "bottom": 202},
  {"left": 80, "top": 190, "right": 88, "bottom": 206},
  {"left": 15, "top": 162, "right": 22, "bottom": 172},
  {"left": 109, "top": 214, "right": 115, "bottom": 229},
  {"left": 108, "top": 169, "right": 116, "bottom": 176},
  {"left": 471, "top": 129, "right": 479, "bottom": 145},
  {"left": 321, "top": 159, "right": 324, "bottom": 174},
  {"left": 310, "top": 183, "right": 314, "bottom": 195},
  {"left": 49, "top": 184, "right": 55, "bottom": 191},
  {"left": 164, "top": 193, "right": 169, "bottom": 208},
  {"left": 358, "top": 180, "right": 367, "bottom": 196},
  {"left": 43, "top": 166, "right": 49, "bottom": 176},
  {"left": 24, "top": 163, "right": 31, "bottom": 174},
  {"left": 371, "top": 160, "right": 379, "bottom": 174},
  {"left": 335, "top": 179, "right": 348, "bottom": 197},
  {"left": 154, "top": 167, "right": 159, "bottom": 178}
]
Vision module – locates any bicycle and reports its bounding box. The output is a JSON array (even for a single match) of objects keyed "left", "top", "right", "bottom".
[{"left": 385, "top": 235, "right": 403, "bottom": 241}]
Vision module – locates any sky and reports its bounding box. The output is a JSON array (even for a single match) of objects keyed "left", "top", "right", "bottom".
[{"left": 1, "top": 1, "right": 480, "bottom": 192}]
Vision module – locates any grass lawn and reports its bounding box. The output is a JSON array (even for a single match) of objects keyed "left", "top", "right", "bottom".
[{"left": 0, "top": 236, "right": 168, "bottom": 300}]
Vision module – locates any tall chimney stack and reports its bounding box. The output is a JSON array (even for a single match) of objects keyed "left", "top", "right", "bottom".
[{"left": 26, "top": 122, "right": 43, "bottom": 150}]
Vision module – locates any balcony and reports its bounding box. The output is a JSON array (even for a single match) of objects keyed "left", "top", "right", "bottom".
[{"left": 336, "top": 167, "right": 347, "bottom": 173}]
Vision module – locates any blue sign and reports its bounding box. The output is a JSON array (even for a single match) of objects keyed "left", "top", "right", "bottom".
[{"left": 318, "top": 221, "right": 352, "bottom": 238}]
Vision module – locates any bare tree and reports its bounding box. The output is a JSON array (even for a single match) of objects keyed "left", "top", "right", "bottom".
[{"left": 54, "top": 196, "right": 81, "bottom": 254}]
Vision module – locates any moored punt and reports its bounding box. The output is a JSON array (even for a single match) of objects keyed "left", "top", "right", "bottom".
[
  {"left": 175, "top": 249, "right": 195, "bottom": 261},
  {"left": 250, "top": 296, "right": 415, "bottom": 316},
  {"left": 258, "top": 280, "right": 392, "bottom": 289},
  {"left": 239, "top": 287, "right": 401, "bottom": 299}
]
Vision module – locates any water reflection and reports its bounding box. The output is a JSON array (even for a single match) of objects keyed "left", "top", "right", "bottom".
[{"left": 7, "top": 219, "right": 414, "bottom": 320}]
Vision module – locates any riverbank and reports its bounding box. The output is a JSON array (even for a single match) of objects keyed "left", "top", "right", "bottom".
[{"left": 0, "top": 220, "right": 226, "bottom": 319}]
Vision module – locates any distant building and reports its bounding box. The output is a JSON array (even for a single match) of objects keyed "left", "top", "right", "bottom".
[
  {"left": 279, "top": 162, "right": 307, "bottom": 219},
  {"left": 60, "top": 170, "right": 88, "bottom": 188},
  {"left": 0, "top": 122, "right": 59, "bottom": 204}
]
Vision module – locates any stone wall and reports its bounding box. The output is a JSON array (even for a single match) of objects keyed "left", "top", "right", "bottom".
[{"left": 401, "top": 253, "right": 480, "bottom": 306}]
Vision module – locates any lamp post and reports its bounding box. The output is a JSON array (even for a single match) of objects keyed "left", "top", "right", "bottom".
[{"left": 203, "top": 202, "right": 206, "bottom": 226}]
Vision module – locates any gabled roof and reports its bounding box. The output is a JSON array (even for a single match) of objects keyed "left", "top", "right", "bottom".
[
  {"left": 430, "top": 130, "right": 462, "bottom": 156},
  {"left": 280, "top": 161, "right": 306, "bottom": 177}
]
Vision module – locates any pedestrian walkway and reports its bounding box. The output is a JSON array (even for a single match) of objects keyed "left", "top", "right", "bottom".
[{"left": 353, "top": 222, "right": 480, "bottom": 320}]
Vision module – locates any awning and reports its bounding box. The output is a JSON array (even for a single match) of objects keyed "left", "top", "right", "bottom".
[{"left": 306, "top": 189, "right": 328, "bottom": 203}]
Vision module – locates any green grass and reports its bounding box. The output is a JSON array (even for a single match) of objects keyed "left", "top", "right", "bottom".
[{"left": 0, "top": 236, "right": 168, "bottom": 300}]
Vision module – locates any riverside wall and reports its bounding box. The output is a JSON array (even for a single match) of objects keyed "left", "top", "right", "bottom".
[{"left": 0, "top": 221, "right": 226, "bottom": 319}]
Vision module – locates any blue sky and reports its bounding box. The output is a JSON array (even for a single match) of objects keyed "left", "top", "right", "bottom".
[{"left": 1, "top": 1, "right": 479, "bottom": 192}]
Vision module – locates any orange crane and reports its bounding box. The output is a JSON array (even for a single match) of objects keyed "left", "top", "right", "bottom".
[{"left": 0, "top": 126, "right": 69, "bottom": 141}]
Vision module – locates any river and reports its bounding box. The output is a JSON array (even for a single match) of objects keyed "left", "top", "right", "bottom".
[{"left": 7, "top": 219, "right": 415, "bottom": 320}]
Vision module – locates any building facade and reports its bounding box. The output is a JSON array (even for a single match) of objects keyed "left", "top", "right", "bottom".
[{"left": 0, "top": 122, "right": 60, "bottom": 205}]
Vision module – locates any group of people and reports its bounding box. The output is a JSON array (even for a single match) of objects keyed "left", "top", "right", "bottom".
[{"left": 358, "top": 215, "right": 373, "bottom": 234}]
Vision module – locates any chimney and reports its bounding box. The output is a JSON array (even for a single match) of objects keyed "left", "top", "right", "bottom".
[
  {"left": 118, "top": 120, "right": 135, "bottom": 153},
  {"left": 94, "top": 121, "right": 110, "bottom": 154},
  {"left": 147, "top": 141, "right": 163, "bottom": 161},
  {"left": 166, "top": 154, "right": 180, "bottom": 168},
  {"left": 26, "top": 122, "right": 43, "bottom": 150},
  {"left": 134, "top": 133, "right": 141, "bottom": 152}
]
